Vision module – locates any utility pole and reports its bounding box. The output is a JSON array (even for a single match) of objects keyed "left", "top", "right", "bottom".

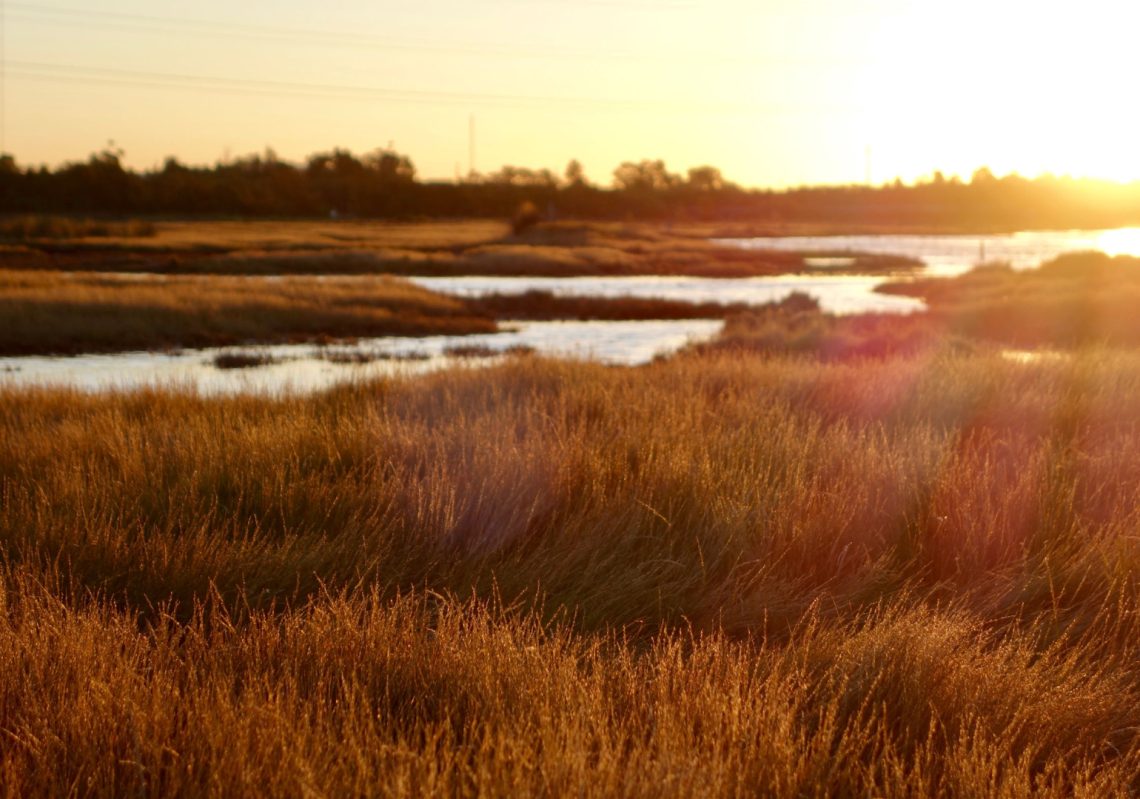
[
  {"left": 1, "top": 0, "right": 6, "bottom": 157},
  {"left": 468, "top": 114, "right": 475, "bottom": 178}
]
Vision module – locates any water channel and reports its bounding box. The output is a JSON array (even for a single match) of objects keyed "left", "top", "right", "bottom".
[{"left": 4, "top": 227, "right": 1139, "bottom": 394}]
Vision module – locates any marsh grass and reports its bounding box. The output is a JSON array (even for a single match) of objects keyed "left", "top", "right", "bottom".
[
  {"left": 0, "top": 270, "right": 496, "bottom": 355},
  {"left": 212, "top": 350, "right": 282, "bottom": 370},
  {"left": 0, "top": 219, "right": 921, "bottom": 278},
  {"left": 689, "top": 293, "right": 972, "bottom": 361},
  {"left": 3, "top": 339, "right": 1140, "bottom": 793},
  {"left": 20, "top": 219, "right": 508, "bottom": 252},
  {"left": 468, "top": 290, "right": 749, "bottom": 320},
  {"left": 441, "top": 343, "right": 536, "bottom": 359},
  {"left": 0, "top": 215, "right": 156, "bottom": 241},
  {"left": 880, "top": 251, "right": 1140, "bottom": 347},
  {"left": 316, "top": 348, "right": 432, "bottom": 364}
]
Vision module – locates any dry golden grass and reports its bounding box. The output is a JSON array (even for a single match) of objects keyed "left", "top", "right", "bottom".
[
  {"left": 0, "top": 215, "right": 156, "bottom": 241},
  {"left": 0, "top": 219, "right": 920, "bottom": 277},
  {"left": 40, "top": 219, "right": 510, "bottom": 252},
  {"left": 3, "top": 340, "right": 1140, "bottom": 793},
  {"left": 694, "top": 293, "right": 974, "bottom": 360},
  {"left": 0, "top": 270, "right": 495, "bottom": 355},
  {"left": 880, "top": 251, "right": 1140, "bottom": 347}
]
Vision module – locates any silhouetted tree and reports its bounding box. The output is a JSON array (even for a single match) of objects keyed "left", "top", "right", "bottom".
[
  {"left": 613, "top": 160, "right": 679, "bottom": 191},
  {"left": 686, "top": 165, "right": 729, "bottom": 192},
  {"left": 364, "top": 149, "right": 415, "bottom": 183},
  {"left": 2, "top": 145, "right": 1140, "bottom": 229},
  {"left": 482, "top": 166, "right": 556, "bottom": 188},
  {"left": 971, "top": 166, "right": 996, "bottom": 185},
  {"left": 564, "top": 159, "right": 586, "bottom": 187}
]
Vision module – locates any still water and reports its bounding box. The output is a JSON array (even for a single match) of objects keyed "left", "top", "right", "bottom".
[
  {"left": 717, "top": 227, "right": 1140, "bottom": 276},
  {"left": 0, "top": 320, "right": 723, "bottom": 396},
  {"left": 3, "top": 227, "right": 1137, "bottom": 394},
  {"left": 408, "top": 274, "right": 924, "bottom": 315}
]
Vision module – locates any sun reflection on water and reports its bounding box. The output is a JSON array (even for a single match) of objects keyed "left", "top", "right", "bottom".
[{"left": 1092, "top": 228, "right": 1140, "bottom": 258}]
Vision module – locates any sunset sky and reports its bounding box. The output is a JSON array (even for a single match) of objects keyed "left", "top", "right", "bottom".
[{"left": 6, "top": 0, "right": 1137, "bottom": 187}]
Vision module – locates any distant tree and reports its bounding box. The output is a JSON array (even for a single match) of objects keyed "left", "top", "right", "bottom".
[
  {"left": 613, "top": 159, "right": 679, "bottom": 191},
  {"left": 971, "top": 166, "right": 996, "bottom": 185},
  {"left": 52, "top": 143, "right": 137, "bottom": 212},
  {"left": 564, "top": 159, "right": 586, "bottom": 187},
  {"left": 306, "top": 149, "right": 364, "bottom": 177},
  {"left": 485, "top": 166, "right": 557, "bottom": 188},
  {"left": 365, "top": 148, "right": 416, "bottom": 183},
  {"left": 686, "top": 165, "right": 729, "bottom": 191}
]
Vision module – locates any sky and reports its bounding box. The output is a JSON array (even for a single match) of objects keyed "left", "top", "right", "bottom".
[{"left": 4, "top": 0, "right": 1139, "bottom": 188}]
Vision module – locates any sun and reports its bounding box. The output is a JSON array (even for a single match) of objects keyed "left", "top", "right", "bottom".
[{"left": 847, "top": 0, "right": 1140, "bottom": 183}]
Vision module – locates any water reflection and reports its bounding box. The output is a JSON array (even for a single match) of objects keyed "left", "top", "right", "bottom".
[
  {"left": 717, "top": 227, "right": 1140, "bottom": 276},
  {"left": 0, "top": 319, "right": 723, "bottom": 395},
  {"left": 409, "top": 274, "right": 924, "bottom": 315},
  {"left": 1000, "top": 349, "right": 1070, "bottom": 364}
]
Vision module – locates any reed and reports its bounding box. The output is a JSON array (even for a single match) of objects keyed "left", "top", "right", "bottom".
[{"left": 3, "top": 339, "right": 1140, "bottom": 793}]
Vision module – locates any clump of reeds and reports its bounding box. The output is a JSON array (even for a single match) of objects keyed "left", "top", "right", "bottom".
[
  {"left": 317, "top": 348, "right": 432, "bottom": 364},
  {"left": 212, "top": 350, "right": 280, "bottom": 370},
  {"left": 0, "top": 215, "right": 156, "bottom": 240},
  {"left": 442, "top": 343, "right": 535, "bottom": 359},
  {"left": 468, "top": 290, "right": 748, "bottom": 320}
]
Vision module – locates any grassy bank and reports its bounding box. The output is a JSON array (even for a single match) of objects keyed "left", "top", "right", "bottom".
[
  {"left": 0, "top": 218, "right": 507, "bottom": 251},
  {"left": 691, "top": 293, "right": 973, "bottom": 360},
  {"left": 467, "top": 289, "right": 749, "bottom": 320},
  {"left": 879, "top": 251, "right": 1140, "bottom": 347},
  {"left": 0, "top": 215, "right": 156, "bottom": 241},
  {"left": 0, "top": 219, "right": 921, "bottom": 278},
  {"left": 0, "top": 270, "right": 496, "bottom": 355},
  {"left": 2, "top": 340, "right": 1140, "bottom": 792},
  {"left": 0, "top": 268, "right": 752, "bottom": 358}
]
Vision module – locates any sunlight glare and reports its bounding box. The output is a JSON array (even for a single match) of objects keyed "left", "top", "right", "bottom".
[{"left": 1094, "top": 228, "right": 1140, "bottom": 258}]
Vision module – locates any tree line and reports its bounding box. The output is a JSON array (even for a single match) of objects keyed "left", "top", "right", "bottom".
[{"left": 2, "top": 145, "right": 1140, "bottom": 229}]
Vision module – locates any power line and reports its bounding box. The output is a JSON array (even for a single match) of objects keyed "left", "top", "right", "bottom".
[
  {"left": 490, "top": 0, "right": 694, "bottom": 9},
  {"left": 3, "top": 60, "right": 659, "bottom": 108},
  {"left": 5, "top": 60, "right": 853, "bottom": 115},
  {"left": 6, "top": 2, "right": 859, "bottom": 68}
]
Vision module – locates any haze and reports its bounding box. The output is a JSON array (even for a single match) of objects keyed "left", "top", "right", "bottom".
[{"left": 6, "top": 0, "right": 1138, "bottom": 186}]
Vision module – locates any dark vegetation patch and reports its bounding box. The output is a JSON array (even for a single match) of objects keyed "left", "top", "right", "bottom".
[
  {"left": 316, "top": 348, "right": 432, "bottom": 364},
  {"left": 0, "top": 215, "right": 156, "bottom": 241},
  {"left": 469, "top": 290, "right": 747, "bottom": 320},
  {"left": 212, "top": 350, "right": 281, "bottom": 370},
  {"left": 442, "top": 343, "right": 535, "bottom": 359}
]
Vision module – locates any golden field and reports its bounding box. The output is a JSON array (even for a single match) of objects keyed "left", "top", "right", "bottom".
[{"left": 2, "top": 337, "right": 1140, "bottom": 794}]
